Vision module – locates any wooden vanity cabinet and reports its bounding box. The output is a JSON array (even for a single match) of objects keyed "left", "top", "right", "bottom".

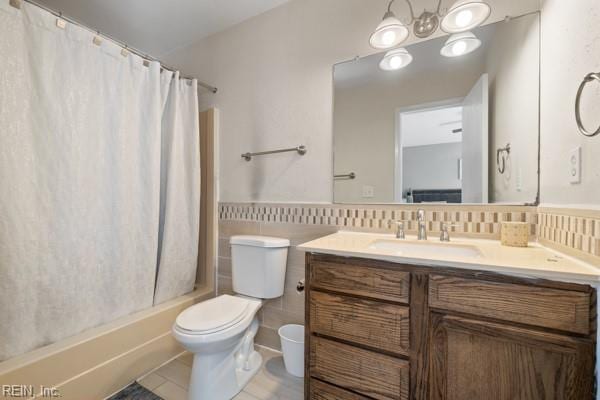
[{"left": 305, "top": 253, "right": 597, "bottom": 400}]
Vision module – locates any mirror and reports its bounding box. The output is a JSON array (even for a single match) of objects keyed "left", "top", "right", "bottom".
[{"left": 333, "top": 12, "right": 540, "bottom": 204}]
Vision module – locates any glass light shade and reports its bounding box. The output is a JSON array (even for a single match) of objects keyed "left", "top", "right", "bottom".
[
  {"left": 369, "top": 14, "right": 410, "bottom": 49},
  {"left": 441, "top": 0, "right": 491, "bottom": 33},
  {"left": 440, "top": 31, "right": 482, "bottom": 57},
  {"left": 379, "top": 48, "right": 413, "bottom": 71}
]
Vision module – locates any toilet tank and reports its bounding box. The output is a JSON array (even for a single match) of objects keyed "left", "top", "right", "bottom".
[{"left": 230, "top": 235, "right": 290, "bottom": 299}]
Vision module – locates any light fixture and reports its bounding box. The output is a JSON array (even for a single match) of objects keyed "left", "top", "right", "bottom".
[
  {"left": 369, "top": 1, "right": 409, "bottom": 49},
  {"left": 369, "top": 0, "right": 490, "bottom": 47},
  {"left": 379, "top": 48, "right": 413, "bottom": 71},
  {"left": 440, "top": 31, "right": 481, "bottom": 57},
  {"left": 441, "top": 0, "right": 491, "bottom": 33}
]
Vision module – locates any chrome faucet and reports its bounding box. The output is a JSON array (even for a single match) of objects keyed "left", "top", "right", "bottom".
[{"left": 417, "top": 209, "right": 427, "bottom": 240}]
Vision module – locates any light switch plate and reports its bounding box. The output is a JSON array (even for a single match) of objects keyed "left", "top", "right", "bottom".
[
  {"left": 569, "top": 147, "right": 581, "bottom": 184},
  {"left": 362, "top": 185, "right": 375, "bottom": 198},
  {"left": 516, "top": 166, "right": 522, "bottom": 192}
]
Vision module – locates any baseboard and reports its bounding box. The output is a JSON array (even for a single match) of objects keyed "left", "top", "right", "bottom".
[{"left": 255, "top": 326, "right": 281, "bottom": 351}]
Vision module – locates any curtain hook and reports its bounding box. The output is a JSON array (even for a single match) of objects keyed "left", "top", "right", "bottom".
[
  {"left": 55, "top": 12, "right": 66, "bottom": 29},
  {"left": 93, "top": 31, "right": 102, "bottom": 46}
]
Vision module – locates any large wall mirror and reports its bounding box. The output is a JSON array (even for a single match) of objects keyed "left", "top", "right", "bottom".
[{"left": 333, "top": 12, "right": 540, "bottom": 204}]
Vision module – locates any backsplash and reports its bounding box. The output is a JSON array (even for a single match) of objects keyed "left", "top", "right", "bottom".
[
  {"left": 538, "top": 207, "right": 600, "bottom": 261},
  {"left": 219, "top": 202, "right": 538, "bottom": 239}
]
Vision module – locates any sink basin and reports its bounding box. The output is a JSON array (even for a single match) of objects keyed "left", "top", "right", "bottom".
[{"left": 369, "top": 239, "right": 483, "bottom": 259}]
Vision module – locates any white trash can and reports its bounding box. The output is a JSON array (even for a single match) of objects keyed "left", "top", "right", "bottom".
[{"left": 278, "top": 324, "right": 304, "bottom": 378}]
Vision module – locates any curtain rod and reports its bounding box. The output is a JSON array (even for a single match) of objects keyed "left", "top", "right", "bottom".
[{"left": 14, "top": 0, "right": 218, "bottom": 94}]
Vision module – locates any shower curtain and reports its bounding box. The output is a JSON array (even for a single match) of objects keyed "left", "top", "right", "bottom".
[
  {"left": 0, "top": 1, "right": 199, "bottom": 361},
  {"left": 154, "top": 73, "right": 200, "bottom": 305}
]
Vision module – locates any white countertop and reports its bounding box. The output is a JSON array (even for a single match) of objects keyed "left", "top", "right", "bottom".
[{"left": 298, "top": 231, "right": 600, "bottom": 285}]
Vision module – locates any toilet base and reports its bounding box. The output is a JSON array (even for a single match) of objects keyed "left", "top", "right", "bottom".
[
  {"left": 234, "top": 350, "right": 262, "bottom": 394},
  {"left": 188, "top": 348, "right": 262, "bottom": 400}
]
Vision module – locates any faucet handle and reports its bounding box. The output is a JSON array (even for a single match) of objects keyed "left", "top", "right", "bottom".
[
  {"left": 393, "top": 220, "right": 405, "bottom": 239},
  {"left": 440, "top": 222, "right": 458, "bottom": 242}
]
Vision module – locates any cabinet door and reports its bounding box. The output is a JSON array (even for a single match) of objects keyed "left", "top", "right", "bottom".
[{"left": 429, "top": 314, "right": 594, "bottom": 400}]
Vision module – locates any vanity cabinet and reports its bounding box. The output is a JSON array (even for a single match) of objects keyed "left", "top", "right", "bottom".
[{"left": 304, "top": 253, "right": 596, "bottom": 400}]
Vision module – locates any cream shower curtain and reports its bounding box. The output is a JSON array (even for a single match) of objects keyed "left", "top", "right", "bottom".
[
  {"left": 0, "top": 1, "right": 199, "bottom": 361},
  {"left": 154, "top": 73, "right": 200, "bottom": 305}
]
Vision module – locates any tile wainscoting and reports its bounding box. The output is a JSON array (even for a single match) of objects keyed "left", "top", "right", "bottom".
[
  {"left": 219, "top": 203, "right": 539, "bottom": 238},
  {"left": 538, "top": 207, "right": 600, "bottom": 264},
  {"left": 217, "top": 202, "right": 599, "bottom": 349}
]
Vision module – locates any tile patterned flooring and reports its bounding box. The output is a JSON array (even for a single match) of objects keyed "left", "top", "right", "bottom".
[{"left": 137, "top": 347, "right": 303, "bottom": 400}]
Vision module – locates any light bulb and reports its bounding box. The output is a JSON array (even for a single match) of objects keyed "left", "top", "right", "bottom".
[
  {"left": 381, "top": 30, "right": 397, "bottom": 46},
  {"left": 441, "top": 1, "right": 491, "bottom": 33},
  {"left": 455, "top": 9, "right": 473, "bottom": 28},
  {"left": 440, "top": 31, "right": 481, "bottom": 57},
  {"left": 379, "top": 48, "right": 412, "bottom": 71},
  {"left": 369, "top": 12, "right": 409, "bottom": 49},
  {"left": 452, "top": 40, "right": 467, "bottom": 55},
  {"left": 389, "top": 56, "right": 402, "bottom": 69}
]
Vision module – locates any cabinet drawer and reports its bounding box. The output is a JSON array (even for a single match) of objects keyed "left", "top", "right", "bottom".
[
  {"left": 429, "top": 275, "right": 592, "bottom": 334},
  {"left": 310, "top": 259, "right": 409, "bottom": 303},
  {"left": 310, "top": 336, "right": 409, "bottom": 400},
  {"left": 310, "top": 379, "right": 371, "bottom": 400},
  {"left": 310, "top": 290, "right": 410, "bottom": 355}
]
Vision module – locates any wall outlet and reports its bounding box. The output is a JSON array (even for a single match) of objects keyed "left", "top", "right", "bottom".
[
  {"left": 569, "top": 147, "right": 581, "bottom": 184},
  {"left": 362, "top": 185, "right": 375, "bottom": 198}
]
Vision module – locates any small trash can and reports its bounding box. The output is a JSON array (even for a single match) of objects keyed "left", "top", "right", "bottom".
[{"left": 278, "top": 324, "right": 304, "bottom": 378}]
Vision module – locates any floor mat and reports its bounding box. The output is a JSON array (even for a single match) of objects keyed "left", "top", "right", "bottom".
[{"left": 107, "top": 382, "right": 164, "bottom": 400}]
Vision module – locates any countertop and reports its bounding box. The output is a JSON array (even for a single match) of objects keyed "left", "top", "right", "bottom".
[{"left": 298, "top": 231, "right": 600, "bottom": 285}]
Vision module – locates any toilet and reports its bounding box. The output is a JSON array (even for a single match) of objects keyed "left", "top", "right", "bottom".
[{"left": 172, "top": 235, "right": 290, "bottom": 400}]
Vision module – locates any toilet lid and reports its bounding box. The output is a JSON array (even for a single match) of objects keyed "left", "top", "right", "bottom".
[{"left": 175, "top": 295, "right": 250, "bottom": 334}]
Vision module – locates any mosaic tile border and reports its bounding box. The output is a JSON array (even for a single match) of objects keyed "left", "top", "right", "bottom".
[
  {"left": 538, "top": 208, "right": 600, "bottom": 260},
  {"left": 219, "top": 202, "right": 538, "bottom": 239}
]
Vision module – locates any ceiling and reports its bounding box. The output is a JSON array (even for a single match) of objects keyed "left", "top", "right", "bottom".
[
  {"left": 401, "top": 105, "right": 463, "bottom": 148},
  {"left": 34, "top": 0, "right": 291, "bottom": 57}
]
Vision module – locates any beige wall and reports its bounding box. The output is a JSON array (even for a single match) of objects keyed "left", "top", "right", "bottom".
[
  {"left": 163, "top": 0, "right": 540, "bottom": 204},
  {"left": 539, "top": 0, "right": 600, "bottom": 206}
]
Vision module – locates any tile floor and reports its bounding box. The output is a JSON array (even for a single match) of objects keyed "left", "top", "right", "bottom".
[{"left": 137, "top": 346, "right": 303, "bottom": 400}]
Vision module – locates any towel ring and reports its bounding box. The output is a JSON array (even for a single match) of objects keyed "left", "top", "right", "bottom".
[{"left": 575, "top": 72, "right": 600, "bottom": 137}]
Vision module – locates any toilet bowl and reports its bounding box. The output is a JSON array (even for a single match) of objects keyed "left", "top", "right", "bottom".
[
  {"left": 172, "top": 295, "right": 263, "bottom": 400},
  {"left": 172, "top": 235, "right": 289, "bottom": 400}
]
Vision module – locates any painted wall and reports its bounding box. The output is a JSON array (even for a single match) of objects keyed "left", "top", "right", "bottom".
[
  {"left": 539, "top": 0, "right": 600, "bottom": 205},
  {"left": 163, "top": 0, "right": 541, "bottom": 203}
]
